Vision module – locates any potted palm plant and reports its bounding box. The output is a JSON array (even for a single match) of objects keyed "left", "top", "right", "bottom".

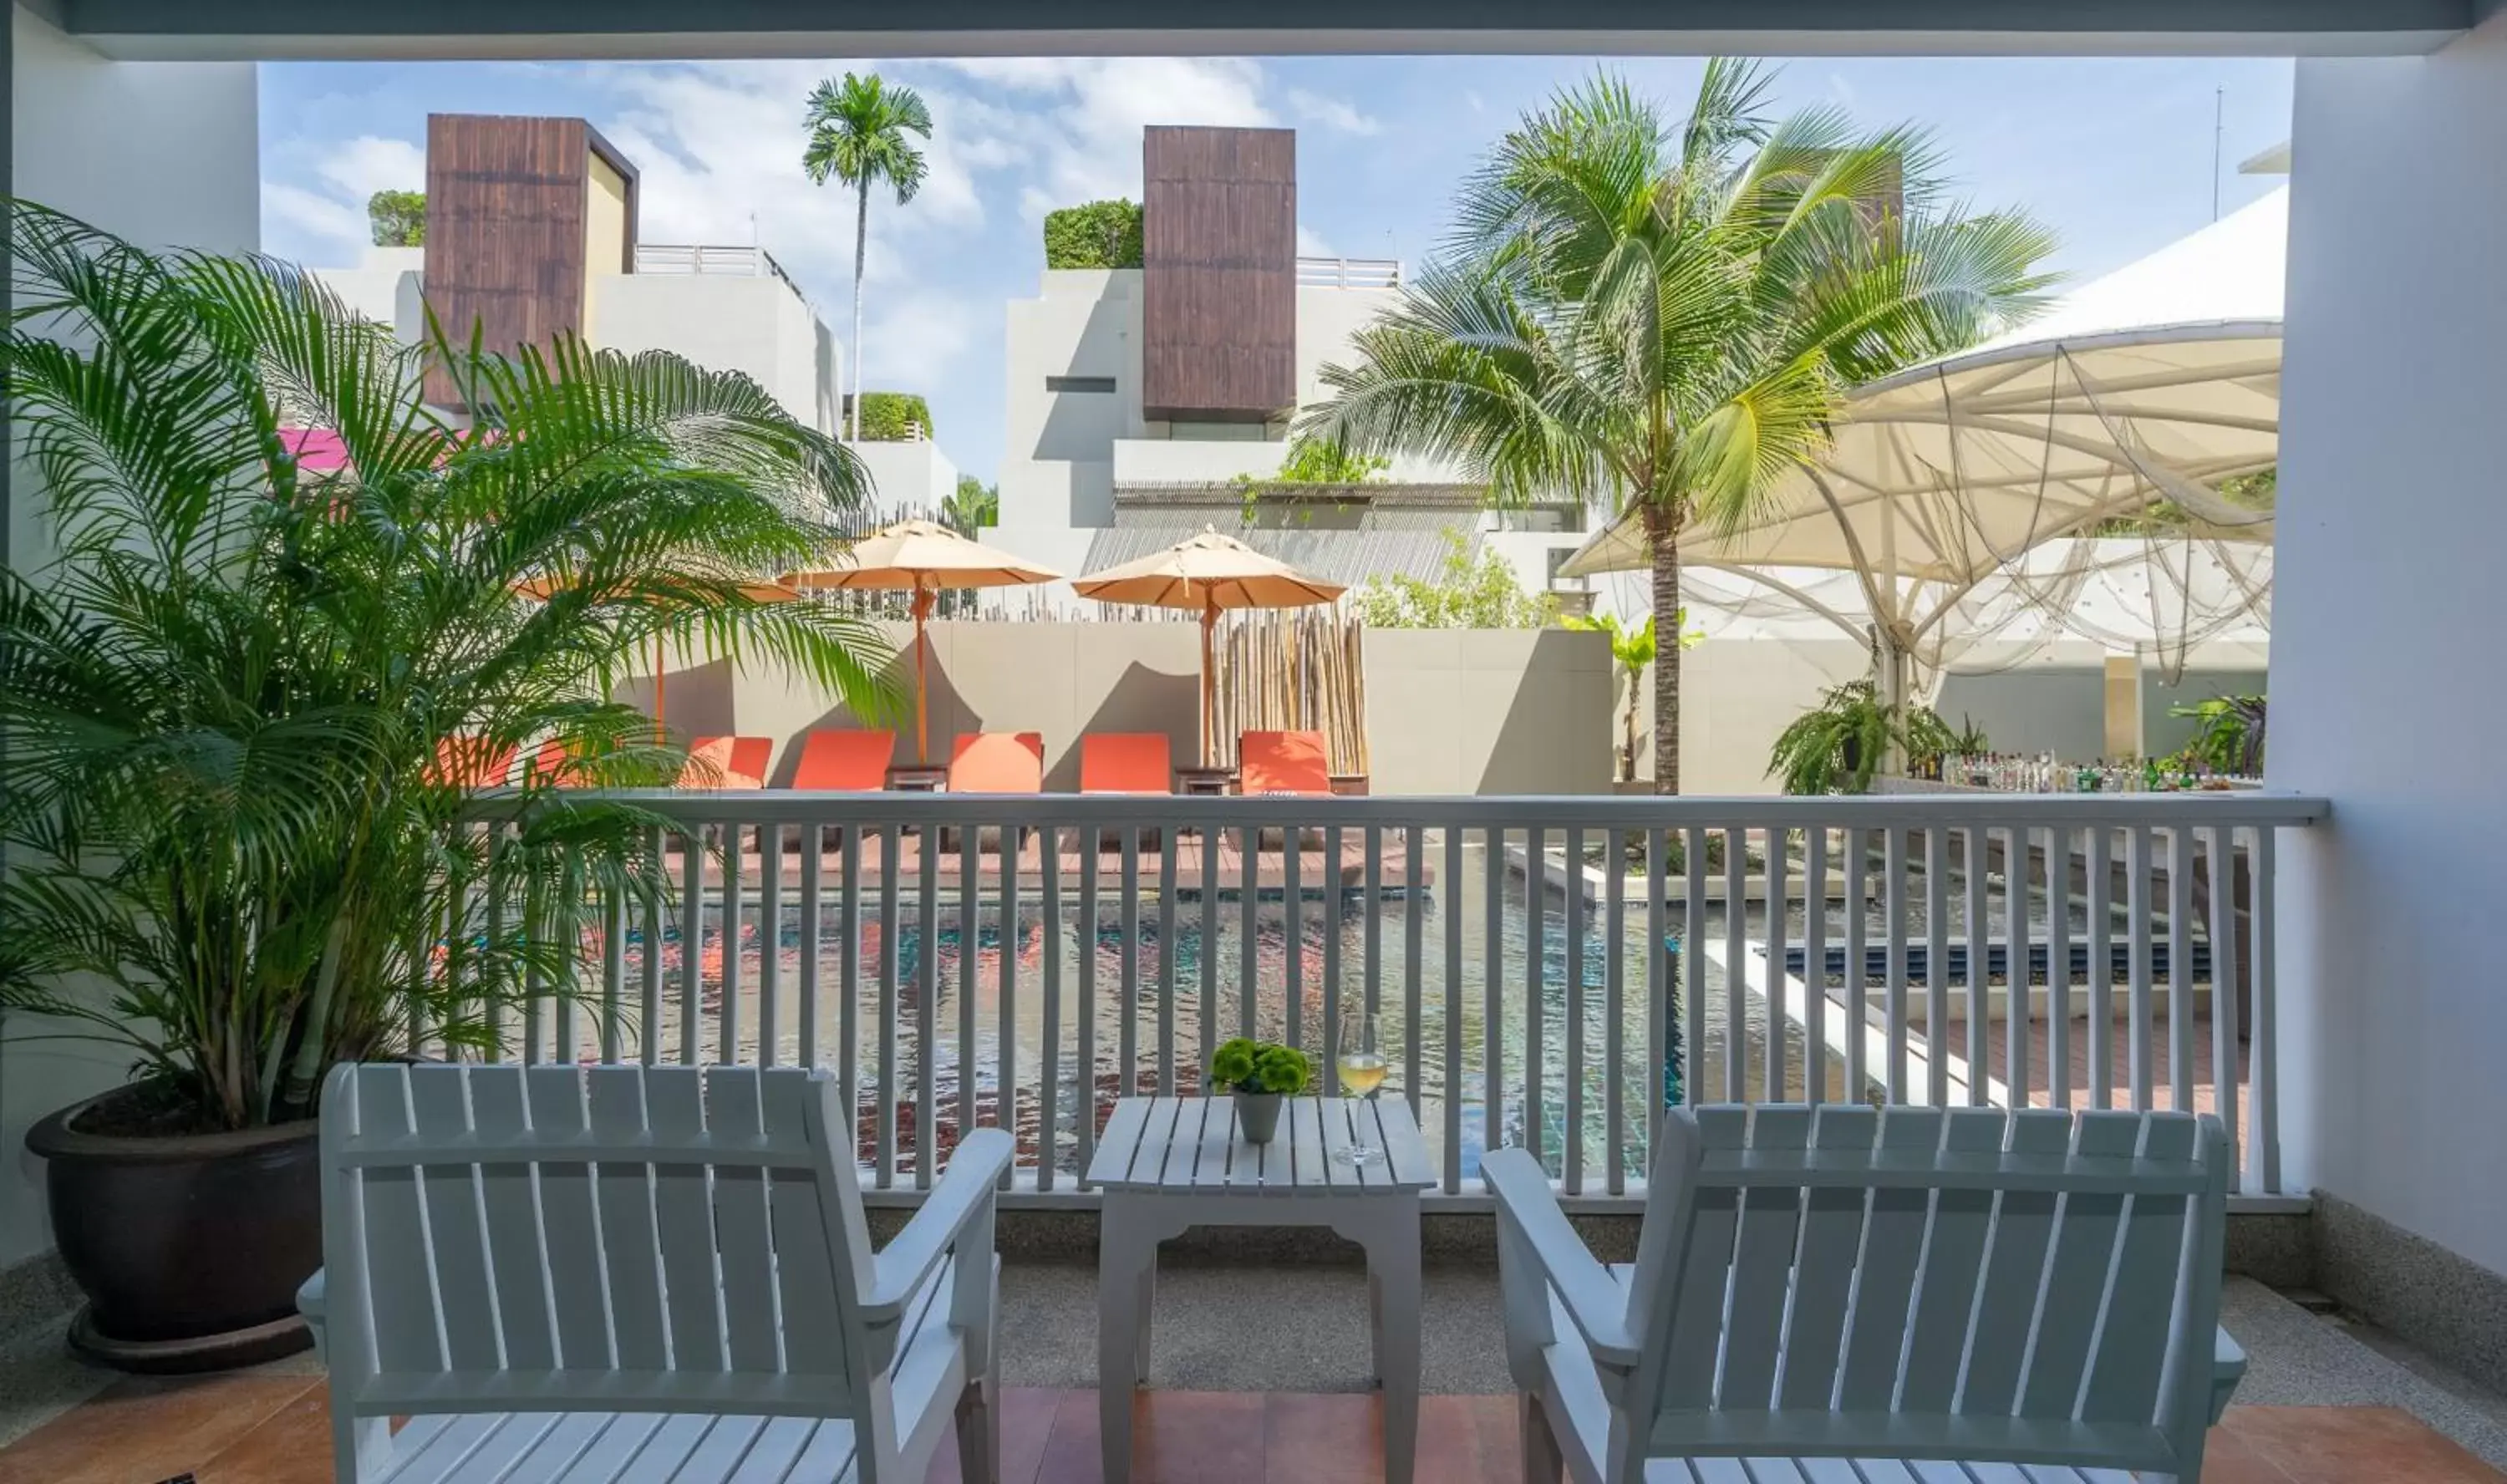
[
  {"left": 0, "top": 205, "right": 893, "bottom": 1371},
  {"left": 1209, "top": 1038, "right": 1313, "bottom": 1144}
]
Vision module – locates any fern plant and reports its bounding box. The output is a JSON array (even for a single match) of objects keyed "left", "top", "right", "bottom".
[
  {"left": 0, "top": 203, "right": 895, "bottom": 1131},
  {"left": 1768, "top": 680, "right": 1963, "bottom": 795}
]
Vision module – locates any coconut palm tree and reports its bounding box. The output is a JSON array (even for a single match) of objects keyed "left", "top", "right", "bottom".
[
  {"left": 1301, "top": 64, "right": 2057, "bottom": 792},
  {"left": 801, "top": 71, "right": 933, "bottom": 444},
  {"left": 0, "top": 202, "right": 894, "bottom": 1131}
]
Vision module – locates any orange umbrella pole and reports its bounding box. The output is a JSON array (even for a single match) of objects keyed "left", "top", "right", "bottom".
[
  {"left": 1201, "top": 594, "right": 1219, "bottom": 768},
  {"left": 653, "top": 633, "right": 667, "bottom": 743},
  {"left": 913, "top": 587, "right": 936, "bottom": 765}
]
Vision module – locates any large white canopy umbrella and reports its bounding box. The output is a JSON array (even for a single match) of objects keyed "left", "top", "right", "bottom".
[{"left": 1563, "top": 189, "right": 2286, "bottom": 700}]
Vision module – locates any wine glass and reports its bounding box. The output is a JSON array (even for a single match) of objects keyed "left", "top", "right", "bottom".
[{"left": 1334, "top": 1006, "right": 1387, "bottom": 1166}]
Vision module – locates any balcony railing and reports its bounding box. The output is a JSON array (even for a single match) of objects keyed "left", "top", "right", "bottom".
[
  {"left": 632, "top": 243, "right": 807, "bottom": 302},
  {"left": 1296, "top": 256, "right": 1402, "bottom": 290},
  {"left": 447, "top": 791, "right": 2326, "bottom": 1207}
]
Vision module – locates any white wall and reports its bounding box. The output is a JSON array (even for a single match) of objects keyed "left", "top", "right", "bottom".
[
  {"left": 7, "top": 5, "right": 262, "bottom": 1268},
  {"left": 312, "top": 245, "right": 424, "bottom": 326},
  {"left": 847, "top": 439, "right": 963, "bottom": 521},
  {"left": 592, "top": 273, "right": 837, "bottom": 434},
  {"left": 2276, "top": 17, "right": 2507, "bottom": 1276}
]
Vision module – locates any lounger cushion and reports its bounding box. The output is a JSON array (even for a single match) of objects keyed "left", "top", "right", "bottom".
[
  {"left": 948, "top": 732, "right": 1044, "bottom": 793},
  {"left": 793, "top": 729, "right": 896, "bottom": 790},
  {"left": 1240, "top": 729, "right": 1330, "bottom": 795},
  {"left": 1081, "top": 733, "right": 1173, "bottom": 793},
  {"left": 679, "top": 735, "right": 771, "bottom": 790}
]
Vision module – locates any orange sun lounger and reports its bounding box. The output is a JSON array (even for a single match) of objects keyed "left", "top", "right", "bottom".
[
  {"left": 1238, "top": 729, "right": 1331, "bottom": 795},
  {"left": 679, "top": 735, "right": 771, "bottom": 790},
  {"left": 429, "top": 735, "right": 517, "bottom": 790},
  {"left": 1080, "top": 733, "right": 1173, "bottom": 794},
  {"left": 948, "top": 732, "right": 1045, "bottom": 793},
  {"left": 792, "top": 729, "right": 897, "bottom": 790}
]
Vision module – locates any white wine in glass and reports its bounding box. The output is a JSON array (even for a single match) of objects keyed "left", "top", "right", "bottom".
[{"left": 1335, "top": 1008, "right": 1387, "bottom": 1165}]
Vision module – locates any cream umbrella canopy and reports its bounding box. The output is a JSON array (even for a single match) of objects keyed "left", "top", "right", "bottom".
[
  {"left": 783, "top": 518, "right": 1062, "bottom": 764},
  {"left": 512, "top": 573, "right": 804, "bottom": 736},
  {"left": 1071, "top": 527, "right": 1347, "bottom": 765}
]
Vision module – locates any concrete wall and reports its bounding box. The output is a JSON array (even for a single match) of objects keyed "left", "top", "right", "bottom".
[
  {"left": 2276, "top": 17, "right": 2507, "bottom": 1281},
  {"left": 848, "top": 439, "right": 963, "bottom": 522},
  {"left": 592, "top": 272, "right": 836, "bottom": 434},
  {"left": 633, "top": 620, "right": 1616, "bottom": 796},
  {"left": 6, "top": 5, "right": 262, "bottom": 1268}
]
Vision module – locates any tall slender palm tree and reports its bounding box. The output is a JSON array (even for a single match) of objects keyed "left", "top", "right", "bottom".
[
  {"left": 801, "top": 72, "right": 933, "bottom": 444},
  {"left": 1301, "top": 64, "right": 2057, "bottom": 792}
]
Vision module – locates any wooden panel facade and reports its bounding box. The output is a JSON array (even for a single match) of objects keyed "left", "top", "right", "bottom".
[
  {"left": 1142, "top": 125, "right": 1296, "bottom": 424},
  {"left": 421, "top": 114, "right": 638, "bottom": 407}
]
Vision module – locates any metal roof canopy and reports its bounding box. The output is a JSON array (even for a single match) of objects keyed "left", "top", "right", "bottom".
[{"left": 41, "top": 0, "right": 2476, "bottom": 59}]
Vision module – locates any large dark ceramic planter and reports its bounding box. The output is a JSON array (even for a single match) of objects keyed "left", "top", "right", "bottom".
[{"left": 24, "top": 1089, "right": 321, "bottom": 1374}]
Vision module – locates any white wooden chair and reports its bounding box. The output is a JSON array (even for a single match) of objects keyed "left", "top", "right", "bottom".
[
  {"left": 1487, "top": 1105, "right": 2246, "bottom": 1483},
  {"left": 297, "top": 1061, "right": 1010, "bottom": 1483}
]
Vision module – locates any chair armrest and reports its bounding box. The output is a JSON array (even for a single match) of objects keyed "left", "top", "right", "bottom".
[
  {"left": 297, "top": 1268, "right": 328, "bottom": 1366},
  {"left": 2211, "top": 1325, "right": 2247, "bottom": 1424},
  {"left": 1483, "top": 1147, "right": 1640, "bottom": 1366},
  {"left": 863, "top": 1128, "right": 1014, "bottom": 1324}
]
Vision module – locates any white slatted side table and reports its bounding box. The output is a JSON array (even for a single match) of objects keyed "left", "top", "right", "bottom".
[{"left": 1086, "top": 1095, "right": 1436, "bottom": 1484}]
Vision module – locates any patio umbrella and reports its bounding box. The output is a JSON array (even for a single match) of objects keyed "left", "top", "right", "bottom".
[
  {"left": 1071, "top": 527, "right": 1346, "bottom": 765},
  {"left": 512, "top": 572, "right": 803, "bottom": 735},
  {"left": 782, "top": 518, "right": 1062, "bottom": 765}
]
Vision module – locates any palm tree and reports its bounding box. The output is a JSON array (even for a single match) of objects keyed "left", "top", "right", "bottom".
[
  {"left": 801, "top": 72, "right": 933, "bottom": 444},
  {"left": 0, "top": 202, "right": 894, "bottom": 1130},
  {"left": 1302, "top": 64, "right": 2057, "bottom": 792}
]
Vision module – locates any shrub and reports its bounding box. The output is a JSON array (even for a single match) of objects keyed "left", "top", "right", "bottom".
[
  {"left": 1352, "top": 529, "right": 1557, "bottom": 629},
  {"left": 1211, "top": 1038, "right": 1313, "bottom": 1095},
  {"left": 1044, "top": 199, "right": 1145, "bottom": 270},
  {"left": 367, "top": 189, "right": 425, "bottom": 246},
  {"left": 855, "top": 390, "right": 933, "bottom": 441}
]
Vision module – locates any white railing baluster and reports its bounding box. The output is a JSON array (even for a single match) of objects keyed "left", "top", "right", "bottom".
[
  {"left": 1843, "top": 826, "right": 1866, "bottom": 1100},
  {"left": 1722, "top": 826, "right": 1744, "bottom": 1103},
  {"left": 2047, "top": 826, "right": 2072, "bottom": 1110},
  {"left": 1365, "top": 823, "right": 1386, "bottom": 1028},
  {"left": 641, "top": 826, "right": 665, "bottom": 1067},
  {"left": 2206, "top": 823, "right": 2243, "bottom": 1177},
  {"left": 1644, "top": 827, "right": 1666, "bottom": 1135},
  {"left": 2128, "top": 826, "right": 2154, "bottom": 1110},
  {"left": 797, "top": 827, "right": 821, "bottom": 1070},
  {"left": 1526, "top": 824, "right": 1546, "bottom": 1165},
  {"left": 2009, "top": 826, "right": 2032, "bottom": 1110},
  {"left": 998, "top": 823, "right": 1020, "bottom": 1189},
  {"left": 1884, "top": 826, "right": 1909, "bottom": 1104},
  {"left": 2168, "top": 824, "right": 2195, "bottom": 1113},
  {"left": 2086, "top": 823, "right": 2112, "bottom": 1110},
  {"left": 679, "top": 831, "right": 703, "bottom": 1067},
  {"left": 758, "top": 822, "right": 781, "bottom": 1069},
  {"left": 917, "top": 827, "right": 938, "bottom": 1188},
  {"left": 720, "top": 829, "right": 743, "bottom": 1065},
  {"left": 1444, "top": 826, "right": 1465, "bottom": 1194},
  {"left": 876, "top": 826, "right": 900, "bottom": 1189},
  {"left": 1284, "top": 826, "right": 1304, "bottom": 1053},
  {"left": 1199, "top": 819, "right": 1218, "bottom": 1075},
  {"left": 1238, "top": 825, "right": 1257, "bottom": 1040},
  {"left": 959, "top": 831, "right": 979, "bottom": 1159},
  {"left": 1683, "top": 826, "right": 1706, "bottom": 1107},
  {"left": 1405, "top": 824, "right": 1426, "bottom": 1122},
  {"left": 2251, "top": 826, "right": 2280, "bottom": 1193},
  {"left": 1964, "top": 826, "right": 1988, "bottom": 1101},
  {"left": 840, "top": 828, "right": 862, "bottom": 1138},
  {"left": 1120, "top": 831, "right": 1142, "bottom": 1090},
  {"left": 1040, "top": 826, "right": 1063, "bottom": 1191},
  {"left": 1484, "top": 826, "right": 1505, "bottom": 1172},
  {"left": 602, "top": 888, "right": 626, "bottom": 1063},
  {"left": 1322, "top": 823, "right": 1345, "bottom": 1095},
  {"left": 1803, "top": 827, "right": 1828, "bottom": 1105},
  {"left": 1157, "top": 829, "right": 1178, "bottom": 1095},
  {"left": 1564, "top": 824, "right": 1585, "bottom": 1194},
  {"left": 1925, "top": 825, "right": 1949, "bottom": 1106},
  {"left": 1078, "top": 831, "right": 1099, "bottom": 1187},
  {"left": 1765, "top": 826, "right": 1788, "bottom": 1100},
  {"left": 1605, "top": 828, "right": 1627, "bottom": 1192}
]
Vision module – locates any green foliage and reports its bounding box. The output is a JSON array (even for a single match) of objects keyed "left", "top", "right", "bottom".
[
  {"left": 801, "top": 72, "right": 933, "bottom": 204},
  {"left": 1210, "top": 1037, "right": 1314, "bottom": 1095},
  {"left": 366, "top": 189, "right": 425, "bottom": 246},
  {"left": 1353, "top": 530, "right": 1557, "bottom": 630},
  {"left": 0, "top": 202, "right": 897, "bottom": 1131},
  {"left": 1043, "top": 199, "right": 1145, "bottom": 270},
  {"left": 2093, "top": 465, "right": 2277, "bottom": 536},
  {"left": 1564, "top": 611, "right": 1704, "bottom": 781},
  {"left": 2170, "top": 693, "right": 2267, "bottom": 775},
  {"left": 1768, "top": 680, "right": 1967, "bottom": 795},
  {"left": 1299, "top": 62, "right": 2057, "bottom": 790},
  {"left": 944, "top": 475, "right": 999, "bottom": 533},
  {"left": 854, "top": 391, "right": 933, "bottom": 441}
]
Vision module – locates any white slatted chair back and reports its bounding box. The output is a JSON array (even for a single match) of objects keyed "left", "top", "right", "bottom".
[
  {"left": 318, "top": 1062, "right": 877, "bottom": 1430},
  {"left": 1620, "top": 1104, "right": 2230, "bottom": 1478}
]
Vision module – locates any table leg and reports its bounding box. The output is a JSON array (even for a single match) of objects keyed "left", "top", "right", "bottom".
[
  {"left": 1137, "top": 1248, "right": 1157, "bottom": 1375},
  {"left": 1343, "top": 1199, "right": 1422, "bottom": 1484},
  {"left": 1099, "top": 1197, "right": 1147, "bottom": 1484}
]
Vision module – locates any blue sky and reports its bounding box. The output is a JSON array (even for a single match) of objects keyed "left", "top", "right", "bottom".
[{"left": 260, "top": 54, "right": 2293, "bottom": 485}]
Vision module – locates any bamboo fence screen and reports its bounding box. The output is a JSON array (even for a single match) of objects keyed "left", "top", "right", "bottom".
[{"left": 1212, "top": 607, "right": 1370, "bottom": 777}]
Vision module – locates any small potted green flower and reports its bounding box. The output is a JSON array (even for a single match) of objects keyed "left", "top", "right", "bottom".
[{"left": 1209, "top": 1037, "right": 1312, "bottom": 1145}]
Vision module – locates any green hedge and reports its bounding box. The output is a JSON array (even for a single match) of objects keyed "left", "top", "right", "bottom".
[
  {"left": 854, "top": 391, "right": 933, "bottom": 442},
  {"left": 1043, "top": 199, "right": 1144, "bottom": 270}
]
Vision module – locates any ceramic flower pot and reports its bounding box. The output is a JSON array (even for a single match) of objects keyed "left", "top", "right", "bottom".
[{"left": 1233, "top": 1091, "right": 1284, "bottom": 1145}]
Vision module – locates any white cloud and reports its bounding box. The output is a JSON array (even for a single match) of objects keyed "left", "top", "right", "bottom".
[
  {"left": 1296, "top": 225, "right": 1339, "bottom": 259},
  {"left": 939, "top": 58, "right": 1276, "bottom": 218},
  {"left": 263, "top": 180, "right": 369, "bottom": 250},
  {"left": 1287, "top": 89, "right": 1381, "bottom": 136},
  {"left": 317, "top": 135, "right": 426, "bottom": 201}
]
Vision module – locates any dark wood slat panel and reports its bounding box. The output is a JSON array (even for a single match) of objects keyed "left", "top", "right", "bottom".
[{"left": 1142, "top": 125, "right": 1295, "bottom": 424}]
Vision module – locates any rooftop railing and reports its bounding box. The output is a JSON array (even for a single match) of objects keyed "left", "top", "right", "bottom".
[
  {"left": 633, "top": 243, "right": 807, "bottom": 302},
  {"left": 1296, "top": 256, "right": 1402, "bottom": 290},
  {"left": 444, "top": 790, "right": 2325, "bottom": 1207}
]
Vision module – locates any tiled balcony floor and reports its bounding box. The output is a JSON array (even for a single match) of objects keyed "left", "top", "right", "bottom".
[{"left": 3, "top": 1270, "right": 2502, "bottom": 1482}]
